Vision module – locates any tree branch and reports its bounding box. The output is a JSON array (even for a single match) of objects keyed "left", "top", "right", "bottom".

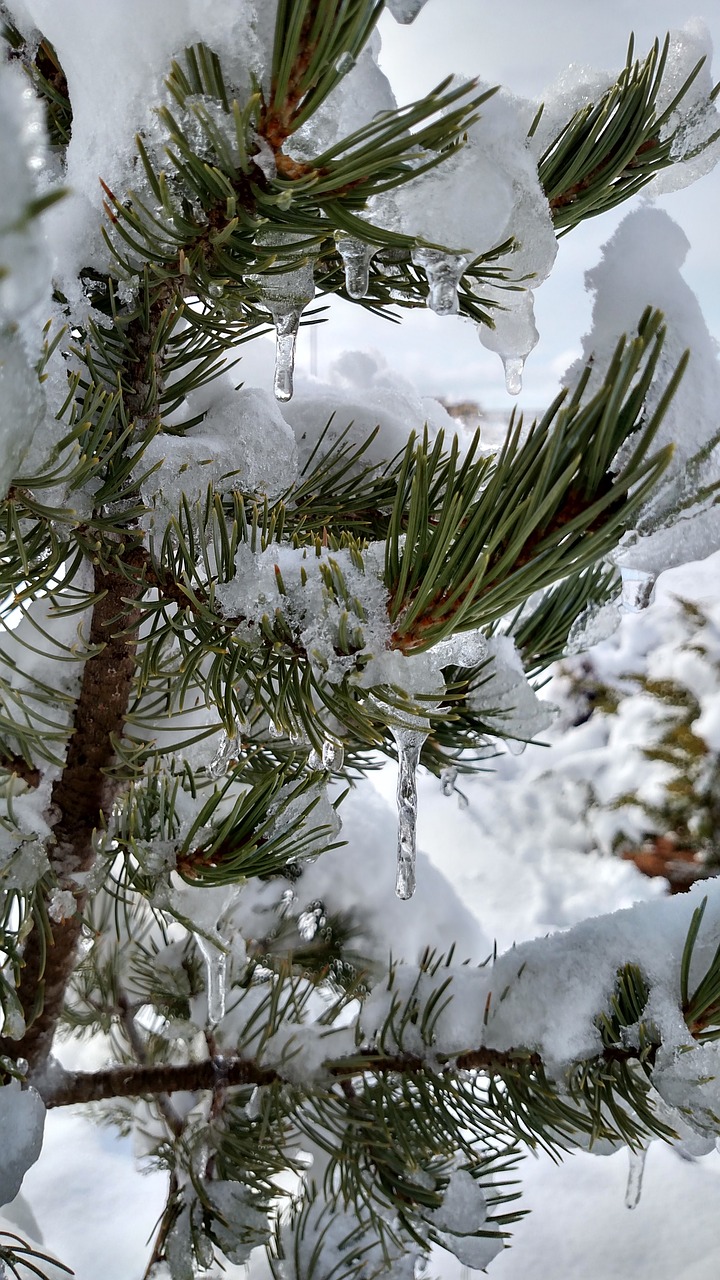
[{"left": 0, "top": 568, "right": 145, "bottom": 1071}]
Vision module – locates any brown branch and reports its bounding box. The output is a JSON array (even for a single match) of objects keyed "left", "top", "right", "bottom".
[
  {"left": 0, "top": 754, "right": 41, "bottom": 789},
  {"left": 40, "top": 1043, "right": 553, "bottom": 1109},
  {"left": 0, "top": 567, "right": 145, "bottom": 1071}
]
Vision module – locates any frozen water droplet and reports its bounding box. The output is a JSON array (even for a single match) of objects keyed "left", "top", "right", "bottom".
[
  {"left": 506, "top": 737, "right": 527, "bottom": 757},
  {"left": 268, "top": 720, "right": 284, "bottom": 740},
  {"left": 208, "top": 281, "right": 224, "bottom": 299},
  {"left": 335, "top": 51, "right": 355, "bottom": 74},
  {"left": 307, "top": 747, "right": 322, "bottom": 769},
  {"left": 625, "top": 1146, "right": 647, "bottom": 1209},
  {"left": 619, "top": 567, "right": 656, "bottom": 613},
  {"left": 440, "top": 765, "right": 458, "bottom": 797},
  {"left": 392, "top": 726, "right": 428, "bottom": 899},
  {"left": 335, "top": 234, "right": 377, "bottom": 300},
  {"left": 412, "top": 247, "right": 468, "bottom": 316},
  {"left": 197, "top": 936, "right": 228, "bottom": 1028},
  {"left": 2, "top": 1007, "right": 25, "bottom": 1040},
  {"left": 502, "top": 355, "right": 525, "bottom": 396},
  {"left": 208, "top": 722, "right": 244, "bottom": 778},
  {"left": 272, "top": 306, "right": 302, "bottom": 402},
  {"left": 386, "top": 0, "right": 433, "bottom": 21},
  {"left": 322, "top": 738, "right": 344, "bottom": 771}
]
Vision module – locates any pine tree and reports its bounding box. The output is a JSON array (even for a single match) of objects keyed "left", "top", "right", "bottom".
[{"left": 1, "top": 2, "right": 720, "bottom": 1275}]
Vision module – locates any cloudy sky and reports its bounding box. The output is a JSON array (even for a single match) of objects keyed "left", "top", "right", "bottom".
[{"left": 293, "top": 0, "right": 720, "bottom": 411}]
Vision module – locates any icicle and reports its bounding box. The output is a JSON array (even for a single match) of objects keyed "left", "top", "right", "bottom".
[
  {"left": 307, "top": 747, "right": 322, "bottom": 770},
  {"left": 271, "top": 307, "right": 301, "bottom": 401},
  {"left": 440, "top": 765, "right": 458, "bottom": 797},
  {"left": 412, "top": 246, "right": 468, "bottom": 316},
  {"left": 197, "top": 936, "right": 228, "bottom": 1028},
  {"left": 502, "top": 355, "right": 525, "bottom": 396},
  {"left": 268, "top": 719, "right": 284, "bottom": 739},
  {"left": 625, "top": 1146, "right": 647, "bottom": 1209},
  {"left": 391, "top": 725, "right": 428, "bottom": 900},
  {"left": 251, "top": 232, "right": 316, "bottom": 402},
  {"left": 322, "top": 737, "right": 344, "bottom": 771},
  {"left": 335, "top": 51, "right": 355, "bottom": 74},
  {"left": 506, "top": 737, "right": 528, "bottom": 757},
  {"left": 335, "top": 234, "right": 377, "bottom": 300}
]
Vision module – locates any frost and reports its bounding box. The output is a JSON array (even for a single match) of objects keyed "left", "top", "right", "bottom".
[{"left": 0, "top": 1080, "right": 45, "bottom": 1208}]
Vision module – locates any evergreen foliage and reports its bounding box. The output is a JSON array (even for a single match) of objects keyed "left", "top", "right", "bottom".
[{"left": 1, "top": 3, "right": 720, "bottom": 1276}]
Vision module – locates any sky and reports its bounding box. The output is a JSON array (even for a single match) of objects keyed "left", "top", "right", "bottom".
[{"left": 292, "top": 0, "right": 720, "bottom": 410}]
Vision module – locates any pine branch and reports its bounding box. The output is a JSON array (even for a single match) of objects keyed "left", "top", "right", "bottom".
[{"left": 0, "top": 568, "right": 144, "bottom": 1071}]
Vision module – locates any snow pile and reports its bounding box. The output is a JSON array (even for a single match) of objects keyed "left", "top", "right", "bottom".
[
  {"left": 139, "top": 385, "right": 298, "bottom": 528},
  {"left": 563, "top": 208, "right": 720, "bottom": 574}
]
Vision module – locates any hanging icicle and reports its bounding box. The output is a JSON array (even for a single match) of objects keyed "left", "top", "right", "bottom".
[
  {"left": 412, "top": 246, "right": 468, "bottom": 316},
  {"left": 391, "top": 725, "right": 428, "bottom": 899},
  {"left": 619, "top": 566, "right": 656, "bottom": 613},
  {"left": 501, "top": 355, "right": 525, "bottom": 395},
  {"left": 196, "top": 936, "right": 228, "bottom": 1028},
  {"left": 251, "top": 232, "right": 316, "bottom": 402},
  {"left": 625, "top": 1146, "right": 648, "bottom": 1209},
  {"left": 335, "top": 233, "right": 377, "bottom": 300},
  {"left": 385, "top": 0, "right": 434, "bottom": 22},
  {"left": 440, "top": 765, "right": 458, "bottom": 797}
]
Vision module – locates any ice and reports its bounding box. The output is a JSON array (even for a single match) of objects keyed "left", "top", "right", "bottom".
[
  {"left": 321, "top": 738, "right": 344, "bottom": 772},
  {"left": 196, "top": 935, "right": 227, "bottom": 1027},
  {"left": 335, "top": 234, "right": 377, "bottom": 300},
  {"left": 0, "top": 1080, "right": 45, "bottom": 1208},
  {"left": 411, "top": 246, "right": 468, "bottom": 316},
  {"left": 624, "top": 1146, "right": 647, "bottom": 1210},
  {"left": 502, "top": 354, "right": 525, "bottom": 395},
  {"left": 653, "top": 21, "right": 720, "bottom": 195},
  {"left": 619, "top": 568, "right": 656, "bottom": 614},
  {"left": 470, "top": 635, "right": 556, "bottom": 746},
  {"left": 47, "top": 888, "right": 76, "bottom": 923},
  {"left": 251, "top": 234, "right": 316, "bottom": 402},
  {"left": 385, "top": 0, "right": 433, "bottom": 21},
  {"left": 208, "top": 719, "right": 247, "bottom": 779},
  {"left": 440, "top": 765, "right": 458, "bottom": 797},
  {"left": 392, "top": 725, "right": 428, "bottom": 900}
]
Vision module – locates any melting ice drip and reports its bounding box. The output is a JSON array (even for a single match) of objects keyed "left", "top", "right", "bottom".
[
  {"left": 208, "top": 716, "right": 249, "bottom": 779},
  {"left": 411, "top": 246, "right": 469, "bottom": 316},
  {"left": 385, "top": 0, "right": 434, "bottom": 21},
  {"left": 196, "top": 935, "right": 228, "bottom": 1028},
  {"left": 308, "top": 737, "right": 345, "bottom": 772},
  {"left": 392, "top": 725, "right": 428, "bottom": 900},
  {"left": 251, "top": 234, "right": 316, "bottom": 402},
  {"left": 624, "top": 1145, "right": 647, "bottom": 1209},
  {"left": 502, "top": 355, "right": 525, "bottom": 396},
  {"left": 335, "top": 233, "right": 378, "bottom": 300}
]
